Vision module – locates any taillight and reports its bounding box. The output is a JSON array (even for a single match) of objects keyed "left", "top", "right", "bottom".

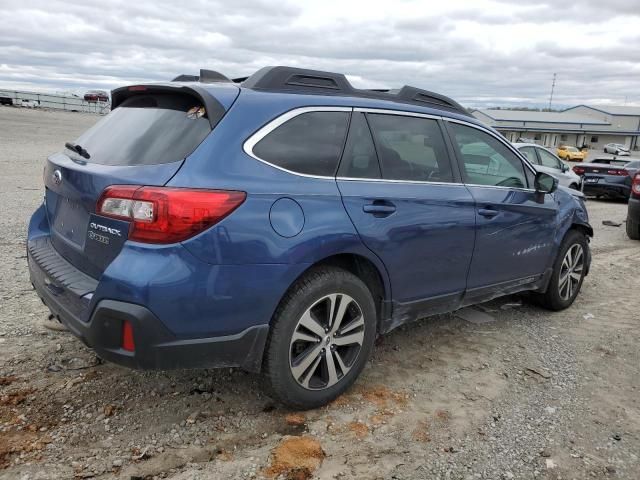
[
  {"left": 97, "top": 186, "right": 246, "bottom": 243},
  {"left": 606, "top": 169, "right": 629, "bottom": 176},
  {"left": 632, "top": 173, "right": 640, "bottom": 197},
  {"left": 122, "top": 320, "right": 135, "bottom": 352},
  {"left": 573, "top": 166, "right": 585, "bottom": 175}
]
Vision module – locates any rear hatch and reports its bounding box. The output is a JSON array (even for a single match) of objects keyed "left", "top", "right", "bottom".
[{"left": 44, "top": 85, "right": 236, "bottom": 279}]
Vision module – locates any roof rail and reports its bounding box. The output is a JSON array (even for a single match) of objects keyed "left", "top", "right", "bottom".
[
  {"left": 240, "top": 66, "right": 470, "bottom": 116},
  {"left": 169, "top": 66, "right": 470, "bottom": 116}
]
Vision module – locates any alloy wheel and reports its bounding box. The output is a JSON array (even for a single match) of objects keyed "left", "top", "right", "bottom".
[
  {"left": 289, "top": 293, "right": 365, "bottom": 390},
  {"left": 558, "top": 243, "right": 584, "bottom": 301}
]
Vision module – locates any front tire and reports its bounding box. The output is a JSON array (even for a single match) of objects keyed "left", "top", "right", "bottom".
[
  {"left": 535, "top": 230, "right": 588, "bottom": 311},
  {"left": 263, "top": 267, "right": 377, "bottom": 409}
]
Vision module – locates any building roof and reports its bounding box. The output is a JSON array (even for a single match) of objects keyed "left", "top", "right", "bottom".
[
  {"left": 473, "top": 109, "right": 610, "bottom": 125},
  {"left": 564, "top": 105, "right": 640, "bottom": 116}
]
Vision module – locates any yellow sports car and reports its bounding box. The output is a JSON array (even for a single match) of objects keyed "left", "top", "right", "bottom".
[{"left": 557, "top": 145, "right": 587, "bottom": 162}]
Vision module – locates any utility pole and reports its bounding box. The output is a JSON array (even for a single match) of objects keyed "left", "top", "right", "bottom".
[{"left": 548, "top": 73, "right": 556, "bottom": 111}]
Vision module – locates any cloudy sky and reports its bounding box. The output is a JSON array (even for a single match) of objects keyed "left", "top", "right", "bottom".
[{"left": 1, "top": 0, "right": 639, "bottom": 108}]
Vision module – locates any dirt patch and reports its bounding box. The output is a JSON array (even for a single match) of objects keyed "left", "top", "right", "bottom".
[
  {"left": 434, "top": 409, "right": 450, "bottom": 422},
  {"left": 347, "top": 421, "right": 369, "bottom": 439},
  {"left": 0, "top": 376, "right": 18, "bottom": 386},
  {"left": 411, "top": 420, "right": 431, "bottom": 442},
  {"left": 0, "top": 388, "right": 35, "bottom": 406},
  {"left": 284, "top": 413, "right": 306, "bottom": 426},
  {"left": 263, "top": 436, "right": 325, "bottom": 479},
  {"left": 0, "top": 431, "right": 51, "bottom": 469},
  {"left": 357, "top": 385, "right": 409, "bottom": 409}
]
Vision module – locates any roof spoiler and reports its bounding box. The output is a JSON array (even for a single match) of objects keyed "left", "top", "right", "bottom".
[{"left": 171, "top": 69, "right": 233, "bottom": 84}]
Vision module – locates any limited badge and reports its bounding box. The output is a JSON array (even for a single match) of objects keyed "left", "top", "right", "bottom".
[{"left": 187, "top": 106, "right": 206, "bottom": 119}]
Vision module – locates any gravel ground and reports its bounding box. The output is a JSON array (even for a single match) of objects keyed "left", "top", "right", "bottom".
[{"left": 0, "top": 107, "right": 638, "bottom": 480}]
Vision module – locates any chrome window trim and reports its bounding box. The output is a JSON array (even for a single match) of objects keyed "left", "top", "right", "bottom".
[
  {"left": 336, "top": 176, "right": 463, "bottom": 186},
  {"left": 243, "top": 106, "right": 352, "bottom": 180},
  {"left": 353, "top": 107, "right": 441, "bottom": 121}
]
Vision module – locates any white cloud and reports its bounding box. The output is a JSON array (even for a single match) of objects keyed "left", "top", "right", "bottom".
[{"left": 0, "top": 0, "right": 638, "bottom": 107}]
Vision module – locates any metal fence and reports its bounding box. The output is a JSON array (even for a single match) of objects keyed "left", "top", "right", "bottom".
[{"left": 0, "top": 89, "right": 110, "bottom": 114}]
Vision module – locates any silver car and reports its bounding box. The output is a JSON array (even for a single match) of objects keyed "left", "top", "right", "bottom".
[
  {"left": 604, "top": 143, "right": 630, "bottom": 156},
  {"left": 513, "top": 143, "right": 582, "bottom": 190}
]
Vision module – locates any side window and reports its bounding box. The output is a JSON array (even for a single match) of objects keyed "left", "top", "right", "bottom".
[
  {"left": 338, "top": 113, "right": 381, "bottom": 179},
  {"left": 449, "top": 123, "right": 528, "bottom": 189},
  {"left": 519, "top": 146, "right": 539, "bottom": 165},
  {"left": 252, "top": 111, "right": 349, "bottom": 176},
  {"left": 537, "top": 148, "right": 562, "bottom": 170},
  {"left": 366, "top": 114, "right": 454, "bottom": 182}
]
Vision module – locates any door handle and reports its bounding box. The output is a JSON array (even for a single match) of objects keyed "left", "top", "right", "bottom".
[
  {"left": 363, "top": 202, "right": 396, "bottom": 216},
  {"left": 478, "top": 207, "right": 499, "bottom": 218}
]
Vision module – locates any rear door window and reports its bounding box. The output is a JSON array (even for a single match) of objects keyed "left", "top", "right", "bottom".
[
  {"left": 448, "top": 123, "right": 528, "bottom": 189},
  {"left": 338, "top": 113, "right": 381, "bottom": 179},
  {"left": 253, "top": 111, "right": 350, "bottom": 176},
  {"left": 71, "top": 93, "right": 213, "bottom": 166},
  {"left": 366, "top": 113, "right": 454, "bottom": 182}
]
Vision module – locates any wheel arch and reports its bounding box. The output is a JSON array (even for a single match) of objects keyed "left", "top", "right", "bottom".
[{"left": 271, "top": 252, "right": 391, "bottom": 333}]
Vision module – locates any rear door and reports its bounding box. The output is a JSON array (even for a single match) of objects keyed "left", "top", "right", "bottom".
[
  {"left": 44, "top": 86, "right": 235, "bottom": 278},
  {"left": 445, "top": 121, "right": 558, "bottom": 300},
  {"left": 337, "top": 110, "right": 476, "bottom": 315}
]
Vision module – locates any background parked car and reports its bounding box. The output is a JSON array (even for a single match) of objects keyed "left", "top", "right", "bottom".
[
  {"left": 604, "top": 143, "right": 630, "bottom": 156},
  {"left": 557, "top": 145, "right": 587, "bottom": 162},
  {"left": 83, "top": 90, "right": 109, "bottom": 103},
  {"left": 573, "top": 157, "right": 640, "bottom": 199},
  {"left": 514, "top": 143, "right": 582, "bottom": 189},
  {"left": 626, "top": 173, "right": 640, "bottom": 239}
]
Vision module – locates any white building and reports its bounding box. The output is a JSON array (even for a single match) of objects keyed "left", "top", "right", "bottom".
[{"left": 472, "top": 106, "right": 640, "bottom": 152}]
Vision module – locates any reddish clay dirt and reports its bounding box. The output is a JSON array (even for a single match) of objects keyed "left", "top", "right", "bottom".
[{"left": 263, "top": 436, "right": 325, "bottom": 479}]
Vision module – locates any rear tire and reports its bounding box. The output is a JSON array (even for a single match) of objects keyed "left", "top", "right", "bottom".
[
  {"left": 534, "top": 230, "right": 588, "bottom": 311},
  {"left": 263, "top": 266, "right": 377, "bottom": 409},
  {"left": 627, "top": 217, "right": 640, "bottom": 240}
]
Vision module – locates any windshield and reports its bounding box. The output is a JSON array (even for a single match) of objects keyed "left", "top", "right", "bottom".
[
  {"left": 567, "top": 147, "right": 578, "bottom": 152},
  {"left": 70, "top": 93, "right": 212, "bottom": 166}
]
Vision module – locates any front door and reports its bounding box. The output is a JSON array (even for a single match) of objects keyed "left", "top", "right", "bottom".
[
  {"left": 337, "top": 111, "right": 476, "bottom": 316},
  {"left": 445, "top": 121, "right": 558, "bottom": 301}
]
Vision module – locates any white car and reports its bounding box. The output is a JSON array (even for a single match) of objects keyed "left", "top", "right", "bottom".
[
  {"left": 603, "top": 143, "right": 630, "bottom": 156},
  {"left": 513, "top": 143, "right": 582, "bottom": 190}
]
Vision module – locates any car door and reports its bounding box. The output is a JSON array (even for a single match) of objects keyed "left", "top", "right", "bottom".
[
  {"left": 337, "top": 111, "right": 476, "bottom": 316},
  {"left": 445, "top": 121, "right": 558, "bottom": 302}
]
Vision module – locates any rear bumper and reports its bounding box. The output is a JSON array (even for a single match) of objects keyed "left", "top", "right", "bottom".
[
  {"left": 28, "top": 237, "right": 268, "bottom": 372},
  {"left": 583, "top": 181, "right": 630, "bottom": 199}
]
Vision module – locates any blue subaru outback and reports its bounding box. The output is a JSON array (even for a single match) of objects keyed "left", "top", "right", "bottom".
[{"left": 28, "top": 67, "right": 592, "bottom": 408}]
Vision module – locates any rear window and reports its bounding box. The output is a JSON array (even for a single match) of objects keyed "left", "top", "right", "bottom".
[
  {"left": 69, "top": 93, "right": 213, "bottom": 166},
  {"left": 252, "top": 111, "right": 350, "bottom": 176}
]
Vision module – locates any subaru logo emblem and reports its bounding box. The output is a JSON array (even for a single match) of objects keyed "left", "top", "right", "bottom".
[{"left": 52, "top": 170, "right": 62, "bottom": 185}]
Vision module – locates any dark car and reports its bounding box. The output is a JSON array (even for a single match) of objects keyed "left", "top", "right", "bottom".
[
  {"left": 84, "top": 90, "right": 109, "bottom": 103},
  {"left": 573, "top": 158, "right": 640, "bottom": 199},
  {"left": 626, "top": 173, "right": 640, "bottom": 239},
  {"left": 27, "top": 66, "right": 592, "bottom": 408}
]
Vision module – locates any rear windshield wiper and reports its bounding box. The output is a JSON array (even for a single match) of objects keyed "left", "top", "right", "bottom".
[{"left": 64, "top": 142, "right": 91, "bottom": 159}]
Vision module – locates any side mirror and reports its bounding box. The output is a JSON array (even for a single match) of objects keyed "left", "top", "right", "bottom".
[
  {"left": 561, "top": 163, "right": 569, "bottom": 172},
  {"left": 535, "top": 171, "right": 558, "bottom": 194}
]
